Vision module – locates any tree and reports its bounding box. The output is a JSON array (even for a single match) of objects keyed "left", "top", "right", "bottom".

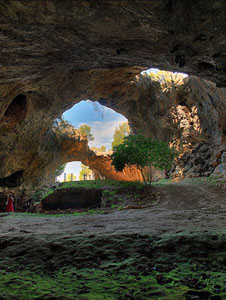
[
  {"left": 65, "top": 173, "right": 76, "bottom": 182},
  {"left": 55, "top": 164, "right": 66, "bottom": 177},
  {"left": 79, "top": 164, "right": 93, "bottom": 180},
  {"left": 111, "top": 134, "right": 177, "bottom": 185},
  {"left": 91, "top": 145, "right": 106, "bottom": 152},
  {"left": 53, "top": 117, "right": 72, "bottom": 132},
  {"left": 111, "top": 122, "right": 130, "bottom": 149},
  {"left": 79, "top": 124, "right": 94, "bottom": 141}
]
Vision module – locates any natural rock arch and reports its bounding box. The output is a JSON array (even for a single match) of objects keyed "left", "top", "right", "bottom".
[
  {"left": 0, "top": 1, "right": 226, "bottom": 193},
  {"left": 1, "top": 71, "right": 226, "bottom": 193}
]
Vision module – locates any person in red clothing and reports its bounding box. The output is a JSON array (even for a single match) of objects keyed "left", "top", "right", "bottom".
[{"left": 6, "top": 194, "right": 14, "bottom": 214}]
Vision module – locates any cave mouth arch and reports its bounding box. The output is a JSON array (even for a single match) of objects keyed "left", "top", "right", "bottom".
[
  {"left": 55, "top": 161, "right": 97, "bottom": 183},
  {"left": 53, "top": 100, "right": 128, "bottom": 184},
  {"left": 61, "top": 99, "right": 128, "bottom": 149},
  {"left": 4, "top": 94, "right": 27, "bottom": 125}
]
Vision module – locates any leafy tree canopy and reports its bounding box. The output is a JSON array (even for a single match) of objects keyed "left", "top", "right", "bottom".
[
  {"left": 111, "top": 122, "right": 130, "bottom": 149},
  {"left": 65, "top": 173, "right": 76, "bottom": 182},
  {"left": 55, "top": 164, "right": 66, "bottom": 177},
  {"left": 111, "top": 134, "right": 177, "bottom": 185},
  {"left": 79, "top": 124, "right": 94, "bottom": 141},
  {"left": 91, "top": 145, "right": 106, "bottom": 152},
  {"left": 148, "top": 70, "right": 186, "bottom": 90},
  {"left": 79, "top": 164, "right": 93, "bottom": 180}
]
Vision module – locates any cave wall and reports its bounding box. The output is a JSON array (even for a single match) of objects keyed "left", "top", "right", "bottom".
[{"left": 1, "top": 1, "right": 226, "bottom": 192}]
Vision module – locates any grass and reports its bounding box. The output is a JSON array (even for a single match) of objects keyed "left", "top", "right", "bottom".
[
  {"left": 7, "top": 209, "right": 105, "bottom": 218},
  {"left": 181, "top": 175, "right": 225, "bottom": 185},
  {"left": 33, "top": 180, "right": 146, "bottom": 200},
  {"left": 152, "top": 178, "right": 172, "bottom": 186},
  {"left": 152, "top": 175, "right": 226, "bottom": 187}
]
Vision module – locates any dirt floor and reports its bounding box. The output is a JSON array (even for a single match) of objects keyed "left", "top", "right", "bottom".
[
  {"left": 1, "top": 183, "right": 225, "bottom": 237},
  {"left": 1, "top": 182, "right": 226, "bottom": 300}
]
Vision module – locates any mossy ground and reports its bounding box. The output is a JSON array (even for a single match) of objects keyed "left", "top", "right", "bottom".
[
  {"left": 1, "top": 265, "right": 225, "bottom": 299},
  {"left": 31, "top": 180, "right": 155, "bottom": 214},
  {"left": 34, "top": 180, "right": 145, "bottom": 200},
  {"left": 8, "top": 209, "right": 105, "bottom": 218},
  {"left": 0, "top": 232, "right": 226, "bottom": 299}
]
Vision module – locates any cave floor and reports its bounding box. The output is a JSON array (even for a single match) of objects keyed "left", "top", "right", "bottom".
[
  {"left": 0, "top": 183, "right": 226, "bottom": 300},
  {"left": 0, "top": 183, "right": 225, "bottom": 237}
]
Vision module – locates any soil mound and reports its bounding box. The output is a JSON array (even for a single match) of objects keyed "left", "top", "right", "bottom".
[{"left": 42, "top": 188, "right": 102, "bottom": 210}]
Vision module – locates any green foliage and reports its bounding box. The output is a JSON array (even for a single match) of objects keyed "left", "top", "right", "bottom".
[
  {"left": 9, "top": 210, "right": 105, "bottom": 217},
  {"left": 102, "top": 189, "right": 117, "bottom": 201},
  {"left": 111, "top": 122, "right": 130, "bottom": 149},
  {"left": 55, "top": 164, "right": 66, "bottom": 177},
  {"left": 112, "top": 134, "right": 177, "bottom": 185},
  {"left": 152, "top": 178, "right": 172, "bottom": 186},
  {"left": 91, "top": 145, "right": 106, "bottom": 152},
  {"left": 39, "top": 180, "right": 145, "bottom": 200},
  {"left": 53, "top": 117, "right": 72, "bottom": 132},
  {"left": 79, "top": 164, "right": 93, "bottom": 180},
  {"left": 79, "top": 124, "right": 94, "bottom": 141}
]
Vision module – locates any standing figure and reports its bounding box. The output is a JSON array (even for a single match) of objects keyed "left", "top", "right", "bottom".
[{"left": 6, "top": 195, "right": 14, "bottom": 214}]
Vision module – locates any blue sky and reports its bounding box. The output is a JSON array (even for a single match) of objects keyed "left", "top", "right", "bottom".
[
  {"left": 57, "top": 101, "right": 127, "bottom": 181},
  {"left": 57, "top": 68, "right": 187, "bottom": 181},
  {"left": 63, "top": 100, "right": 127, "bottom": 150}
]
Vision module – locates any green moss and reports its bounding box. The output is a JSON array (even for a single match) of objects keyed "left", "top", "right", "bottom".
[
  {"left": 1, "top": 232, "right": 226, "bottom": 299},
  {"left": 1, "top": 264, "right": 226, "bottom": 299}
]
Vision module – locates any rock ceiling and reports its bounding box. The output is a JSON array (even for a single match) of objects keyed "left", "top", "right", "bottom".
[{"left": 0, "top": 0, "right": 226, "bottom": 191}]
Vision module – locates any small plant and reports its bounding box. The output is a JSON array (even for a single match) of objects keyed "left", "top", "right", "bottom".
[
  {"left": 102, "top": 190, "right": 117, "bottom": 201},
  {"left": 111, "top": 204, "right": 117, "bottom": 209}
]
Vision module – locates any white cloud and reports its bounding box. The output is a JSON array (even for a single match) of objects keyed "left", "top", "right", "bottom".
[{"left": 87, "top": 119, "right": 127, "bottom": 149}]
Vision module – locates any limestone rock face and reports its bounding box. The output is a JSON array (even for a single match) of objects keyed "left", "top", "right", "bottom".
[
  {"left": 1, "top": 70, "right": 226, "bottom": 192},
  {"left": 1, "top": 1, "right": 226, "bottom": 86},
  {"left": 1, "top": 1, "right": 226, "bottom": 192}
]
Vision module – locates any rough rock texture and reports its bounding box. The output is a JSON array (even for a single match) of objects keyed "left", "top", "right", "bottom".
[
  {"left": 1, "top": 1, "right": 226, "bottom": 192},
  {"left": 51, "top": 125, "right": 143, "bottom": 183},
  {"left": 1, "top": 1, "right": 226, "bottom": 86}
]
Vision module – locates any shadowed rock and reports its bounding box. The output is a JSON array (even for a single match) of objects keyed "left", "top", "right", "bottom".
[
  {"left": 0, "top": 1, "right": 226, "bottom": 191},
  {"left": 42, "top": 188, "right": 102, "bottom": 210}
]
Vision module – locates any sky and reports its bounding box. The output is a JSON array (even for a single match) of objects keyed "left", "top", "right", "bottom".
[
  {"left": 57, "top": 100, "right": 127, "bottom": 181},
  {"left": 57, "top": 68, "right": 187, "bottom": 181}
]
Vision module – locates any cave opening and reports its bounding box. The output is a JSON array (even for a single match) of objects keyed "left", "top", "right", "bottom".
[
  {"left": 0, "top": 170, "right": 24, "bottom": 188},
  {"left": 4, "top": 94, "right": 27, "bottom": 125},
  {"left": 55, "top": 100, "right": 128, "bottom": 181},
  {"left": 55, "top": 161, "right": 97, "bottom": 183}
]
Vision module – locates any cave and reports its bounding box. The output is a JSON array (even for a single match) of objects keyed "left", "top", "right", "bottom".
[
  {"left": 0, "top": 170, "right": 24, "bottom": 188},
  {"left": 3, "top": 94, "right": 27, "bottom": 125},
  {"left": 42, "top": 188, "right": 102, "bottom": 211},
  {"left": 1, "top": 2, "right": 226, "bottom": 298},
  {"left": 0, "top": 2, "right": 225, "bottom": 190}
]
